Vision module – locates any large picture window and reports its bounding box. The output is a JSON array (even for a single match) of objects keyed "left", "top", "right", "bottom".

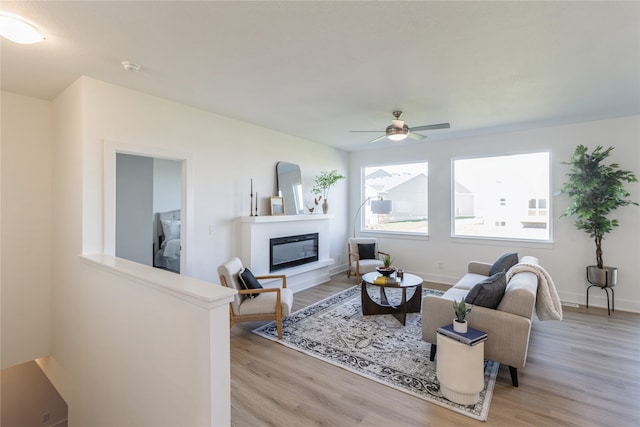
[
  {"left": 362, "top": 162, "right": 428, "bottom": 235},
  {"left": 453, "top": 152, "right": 550, "bottom": 241}
]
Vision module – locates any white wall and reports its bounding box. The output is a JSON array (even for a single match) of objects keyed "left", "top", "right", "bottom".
[
  {"left": 350, "top": 116, "right": 640, "bottom": 312},
  {"left": 1, "top": 92, "right": 53, "bottom": 369},
  {"left": 153, "top": 157, "right": 182, "bottom": 213},
  {"left": 79, "top": 77, "right": 349, "bottom": 280}
]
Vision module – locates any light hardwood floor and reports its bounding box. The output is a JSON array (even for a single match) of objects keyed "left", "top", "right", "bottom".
[{"left": 230, "top": 274, "right": 640, "bottom": 426}]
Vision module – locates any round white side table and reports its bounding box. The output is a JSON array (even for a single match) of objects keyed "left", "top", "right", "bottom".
[{"left": 436, "top": 333, "right": 485, "bottom": 405}]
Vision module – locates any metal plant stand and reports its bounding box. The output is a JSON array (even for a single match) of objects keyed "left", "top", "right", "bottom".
[{"left": 586, "top": 267, "right": 615, "bottom": 316}]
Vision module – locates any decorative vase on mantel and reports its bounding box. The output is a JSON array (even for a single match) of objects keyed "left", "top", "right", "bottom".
[{"left": 322, "top": 199, "right": 329, "bottom": 214}]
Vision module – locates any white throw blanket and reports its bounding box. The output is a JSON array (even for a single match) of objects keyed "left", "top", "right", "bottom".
[{"left": 506, "top": 262, "right": 563, "bottom": 321}]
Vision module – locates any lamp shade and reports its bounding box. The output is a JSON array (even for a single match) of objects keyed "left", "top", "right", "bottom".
[{"left": 371, "top": 199, "right": 392, "bottom": 215}]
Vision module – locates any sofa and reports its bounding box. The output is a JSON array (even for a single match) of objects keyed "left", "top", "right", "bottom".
[{"left": 422, "top": 255, "right": 540, "bottom": 387}]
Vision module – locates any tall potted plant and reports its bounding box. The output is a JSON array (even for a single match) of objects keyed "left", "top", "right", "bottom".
[
  {"left": 560, "top": 145, "right": 638, "bottom": 287},
  {"left": 312, "top": 170, "right": 345, "bottom": 214}
]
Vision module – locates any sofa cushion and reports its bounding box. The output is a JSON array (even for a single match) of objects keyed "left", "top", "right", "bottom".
[
  {"left": 465, "top": 271, "right": 507, "bottom": 309},
  {"left": 358, "top": 243, "right": 376, "bottom": 260},
  {"left": 489, "top": 252, "right": 519, "bottom": 276},
  {"left": 239, "top": 268, "right": 263, "bottom": 298}
]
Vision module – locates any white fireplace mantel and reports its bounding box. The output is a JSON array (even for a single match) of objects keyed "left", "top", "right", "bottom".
[
  {"left": 239, "top": 214, "right": 335, "bottom": 291},
  {"left": 240, "top": 214, "right": 334, "bottom": 224}
]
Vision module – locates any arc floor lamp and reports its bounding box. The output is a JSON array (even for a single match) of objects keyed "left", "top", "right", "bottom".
[{"left": 352, "top": 196, "right": 392, "bottom": 238}]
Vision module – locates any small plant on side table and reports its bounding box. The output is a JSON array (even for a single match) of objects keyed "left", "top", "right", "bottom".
[{"left": 453, "top": 299, "right": 472, "bottom": 333}]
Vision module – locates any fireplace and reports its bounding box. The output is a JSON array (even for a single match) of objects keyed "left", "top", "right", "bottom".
[{"left": 270, "top": 233, "right": 319, "bottom": 272}]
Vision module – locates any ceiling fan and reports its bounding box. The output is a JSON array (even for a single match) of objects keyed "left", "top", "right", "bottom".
[{"left": 350, "top": 111, "right": 450, "bottom": 143}]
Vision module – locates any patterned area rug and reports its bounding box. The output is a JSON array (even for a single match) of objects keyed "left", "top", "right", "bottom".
[{"left": 253, "top": 285, "right": 498, "bottom": 421}]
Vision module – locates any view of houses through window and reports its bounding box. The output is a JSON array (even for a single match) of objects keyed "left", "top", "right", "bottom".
[
  {"left": 453, "top": 152, "right": 551, "bottom": 241},
  {"left": 361, "top": 152, "right": 551, "bottom": 241},
  {"left": 362, "top": 162, "right": 429, "bottom": 235}
]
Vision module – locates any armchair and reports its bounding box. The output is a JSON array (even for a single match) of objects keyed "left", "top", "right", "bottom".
[
  {"left": 218, "top": 257, "right": 294, "bottom": 339},
  {"left": 347, "top": 237, "right": 390, "bottom": 282}
]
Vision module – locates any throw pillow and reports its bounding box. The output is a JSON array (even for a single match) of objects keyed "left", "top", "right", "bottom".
[
  {"left": 465, "top": 271, "right": 507, "bottom": 309},
  {"left": 238, "top": 268, "right": 263, "bottom": 299},
  {"left": 489, "top": 252, "right": 519, "bottom": 276},
  {"left": 160, "top": 219, "right": 181, "bottom": 240},
  {"left": 357, "top": 243, "right": 376, "bottom": 260}
]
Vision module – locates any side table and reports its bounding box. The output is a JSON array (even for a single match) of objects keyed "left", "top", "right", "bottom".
[{"left": 436, "top": 327, "right": 486, "bottom": 405}]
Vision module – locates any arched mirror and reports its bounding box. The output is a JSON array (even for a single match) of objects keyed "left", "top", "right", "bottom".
[{"left": 276, "top": 162, "right": 303, "bottom": 215}]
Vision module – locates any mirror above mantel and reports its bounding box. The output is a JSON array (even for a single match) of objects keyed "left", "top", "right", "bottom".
[{"left": 276, "top": 161, "right": 303, "bottom": 215}]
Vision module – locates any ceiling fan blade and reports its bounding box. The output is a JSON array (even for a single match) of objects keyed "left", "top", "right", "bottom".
[
  {"left": 368, "top": 134, "right": 389, "bottom": 144},
  {"left": 349, "top": 130, "right": 384, "bottom": 133},
  {"left": 408, "top": 132, "right": 426, "bottom": 141},
  {"left": 410, "top": 123, "right": 451, "bottom": 132}
]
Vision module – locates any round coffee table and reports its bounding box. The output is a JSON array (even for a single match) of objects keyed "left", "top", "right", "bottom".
[{"left": 360, "top": 271, "right": 423, "bottom": 325}]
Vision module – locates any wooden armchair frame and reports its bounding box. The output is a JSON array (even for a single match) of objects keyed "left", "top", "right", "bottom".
[
  {"left": 347, "top": 241, "right": 390, "bottom": 282},
  {"left": 219, "top": 274, "right": 288, "bottom": 339}
]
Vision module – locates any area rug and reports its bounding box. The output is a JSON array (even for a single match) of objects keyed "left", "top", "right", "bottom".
[{"left": 253, "top": 285, "right": 498, "bottom": 421}]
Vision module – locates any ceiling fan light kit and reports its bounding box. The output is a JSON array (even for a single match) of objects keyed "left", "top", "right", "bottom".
[
  {"left": 386, "top": 125, "right": 409, "bottom": 141},
  {"left": 351, "top": 110, "right": 451, "bottom": 144}
]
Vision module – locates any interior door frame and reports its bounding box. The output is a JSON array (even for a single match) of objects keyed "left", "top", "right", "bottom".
[{"left": 103, "top": 140, "right": 193, "bottom": 275}]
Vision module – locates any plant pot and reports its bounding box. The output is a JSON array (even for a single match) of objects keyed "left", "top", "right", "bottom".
[
  {"left": 453, "top": 320, "right": 468, "bottom": 334},
  {"left": 586, "top": 265, "right": 617, "bottom": 288},
  {"left": 376, "top": 266, "right": 396, "bottom": 276},
  {"left": 322, "top": 199, "right": 328, "bottom": 214}
]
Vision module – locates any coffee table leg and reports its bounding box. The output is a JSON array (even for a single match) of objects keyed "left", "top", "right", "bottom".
[
  {"left": 391, "top": 288, "right": 408, "bottom": 325},
  {"left": 379, "top": 286, "right": 390, "bottom": 306},
  {"left": 405, "top": 284, "right": 422, "bottom": 313}
]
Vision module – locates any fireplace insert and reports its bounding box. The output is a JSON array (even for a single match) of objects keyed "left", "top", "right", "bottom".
[{"left": 270, "top": 233, "right": 319, "bottom": 272}]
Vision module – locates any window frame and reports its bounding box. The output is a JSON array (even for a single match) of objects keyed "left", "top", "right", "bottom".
[
  {"left": 451, "top": 151, "right": 553, "bottom": 243},
  {"left": 359, "top": 160, "right": 430, "bottom": 238}
]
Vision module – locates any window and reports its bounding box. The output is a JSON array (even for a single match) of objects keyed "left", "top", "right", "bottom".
[
  {"left": 362, "top": 162, "right": 428, "bottom": 235},
  {"left": 453, "top": 152, "right": 550, "bottom": 241}
]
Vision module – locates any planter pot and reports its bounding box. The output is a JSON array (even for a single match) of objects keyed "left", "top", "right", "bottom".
[
  {"left": 453, "top": 320, "right": 468, "bottom": 334},
  {"left": 376, "top": 266, "right": 397, "bottom": 277},
  {"left": 586, "top": 265, "right": 618, "bottom": 288}
]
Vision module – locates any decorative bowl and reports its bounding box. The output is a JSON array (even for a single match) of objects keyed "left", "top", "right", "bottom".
[{"left": 376, "top": 266, "right": 397, "bottom": 277}]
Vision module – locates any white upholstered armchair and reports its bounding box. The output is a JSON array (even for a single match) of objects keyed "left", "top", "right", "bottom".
[
  {"left": 217, "top": 257, "right": 294, "bottom": 339},
  {"left": 347, "top": 237, "right": 390, "bottom": 282}
]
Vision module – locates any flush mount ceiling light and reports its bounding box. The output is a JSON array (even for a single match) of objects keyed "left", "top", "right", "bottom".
[{"left": 0, "top": 12, "right": 45, "bottom": 44}]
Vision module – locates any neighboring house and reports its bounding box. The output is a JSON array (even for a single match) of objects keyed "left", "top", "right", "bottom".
[{"left": 454, "top": 181, "right": 475, "bottom": 217}]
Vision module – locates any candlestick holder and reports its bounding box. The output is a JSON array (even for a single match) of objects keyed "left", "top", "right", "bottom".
[
  {"left": 250, "top": 193, "right": 254, "bottom": 216},
  {"left": 255, "top": 192, "right": 259, "bottom": 216}
]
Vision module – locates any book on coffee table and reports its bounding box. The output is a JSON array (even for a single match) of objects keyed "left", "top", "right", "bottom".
[
  {"left": 437, "top": 323, "right": 487, "bottom": 346},
  {"left": 372, "top": 276, "right": 400, "bottom": 286}
]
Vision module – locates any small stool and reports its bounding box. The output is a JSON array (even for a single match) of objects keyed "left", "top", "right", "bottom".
[{"left": 436, "top": 333, "right": 485, "bottom": 405}]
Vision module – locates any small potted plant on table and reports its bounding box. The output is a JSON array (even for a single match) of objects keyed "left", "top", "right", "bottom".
[
  {"left": 376, "top": 254, "right": 396, "bottom": 276},
  {"left": 453, "top": 299, "right": 472, "bottom": 333}
]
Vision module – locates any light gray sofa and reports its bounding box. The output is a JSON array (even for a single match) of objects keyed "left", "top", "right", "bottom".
[{"left": 422, "top": 255, "right": 540, "bottom": 387}]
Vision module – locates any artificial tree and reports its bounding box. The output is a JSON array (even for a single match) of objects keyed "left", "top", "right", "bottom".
[{"left": 560, "top": 145, "right": 638, "bottom": 284}]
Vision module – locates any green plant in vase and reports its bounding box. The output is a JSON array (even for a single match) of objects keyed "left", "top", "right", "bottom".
[
  {"left": 311, "top": 170, "right": 345, "bottom": 214},
  {"left": 383, "top": 254, "right": 393, "bottom": 268},
  {"left": 452, "top": 299, "right": 472, "bottom": 333}
]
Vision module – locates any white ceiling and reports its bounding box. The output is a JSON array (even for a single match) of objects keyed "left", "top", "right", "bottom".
[{"left": 1, "top": 1, "right": 639, "bottom": 151}]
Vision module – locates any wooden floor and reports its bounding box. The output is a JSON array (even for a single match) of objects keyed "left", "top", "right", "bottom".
[{"left": 230, "top": 273, "right": 640, "bottom": 426}]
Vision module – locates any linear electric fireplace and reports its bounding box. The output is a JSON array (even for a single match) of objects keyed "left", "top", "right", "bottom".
[{"left": 270, "top": 233, "right": 319, "bottom": 272}]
